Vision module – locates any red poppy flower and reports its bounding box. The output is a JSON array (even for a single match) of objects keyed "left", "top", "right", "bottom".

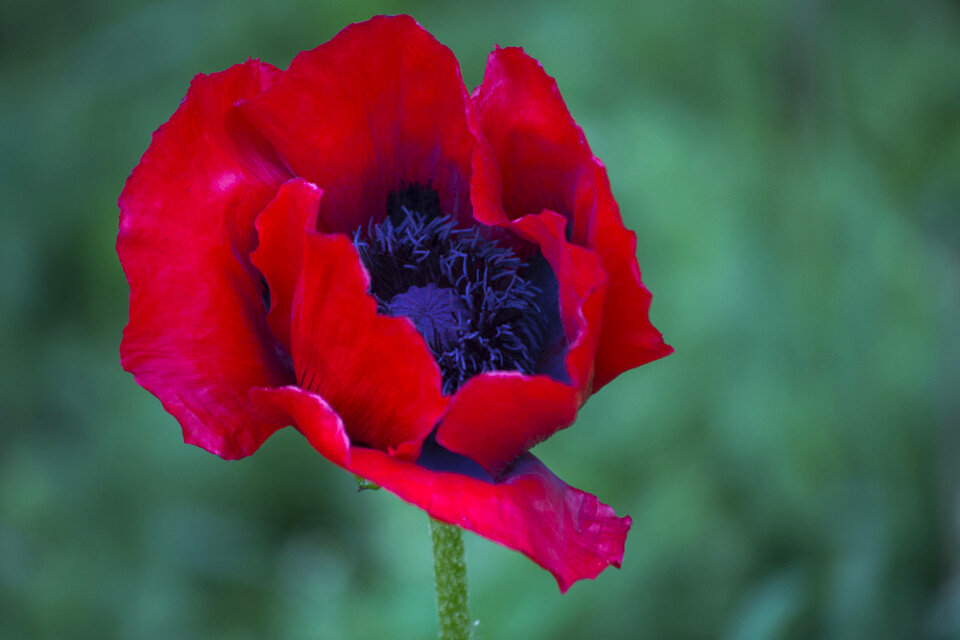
[{"left": 118, "top": 15, "right": 671, "bottom": 592}]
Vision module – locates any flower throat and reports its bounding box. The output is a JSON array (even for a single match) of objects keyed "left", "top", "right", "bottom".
[{"left": 353, "top": 185, "right": 546, "bottom": 394}]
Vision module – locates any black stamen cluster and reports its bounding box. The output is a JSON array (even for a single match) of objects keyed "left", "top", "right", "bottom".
[{"left": 354, "top": 206, "right": 544, "bottom": 394}]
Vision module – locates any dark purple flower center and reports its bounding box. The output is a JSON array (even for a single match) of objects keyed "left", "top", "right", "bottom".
[
  {"left": 354, "top": 185, "right": 556, "bottom": 393},
  {"left": 385, "top": 283, "right": 469, "bottom": 354}
]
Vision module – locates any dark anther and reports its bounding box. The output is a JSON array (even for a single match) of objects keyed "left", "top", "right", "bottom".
[{"left": 354, "top": 186, "right": 550, "bottom": 393}]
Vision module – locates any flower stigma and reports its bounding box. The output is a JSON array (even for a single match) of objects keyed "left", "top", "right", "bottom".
[
  {"left": 385, "top": 283, "right": 469, "bottom": 354},
  {"left": 354, "top": 185, "right": 550, "bottom": 394}
]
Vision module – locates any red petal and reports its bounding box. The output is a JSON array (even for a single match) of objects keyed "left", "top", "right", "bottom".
[
  {"left": 249, "top": 178, "right": 324, "bottom": 351},
  {"left": 507, "top": 210, "right": 606, "bottom": 389},
  {"left": 241, "top": 15, "right": 475, "bottom": 233},
  {"left": 436, "top": 373, "right": 579, "bottom": 476},
  {"left": 435, "top": 210, "right": 607, "bottom": 474},
  {"left": 118, "top": 60, "right": 294, "bottom": 459},
  {"left": 290, "top": 232, "right": 447, "bottom": 459},
  {"left": 251, "top": 386, "right": 351, "bottom": 467},
  {"left": 589, "top": 164, "right": 674, "bottom": 387},
  {"left": 471, "top": 47, "right": 671, "bottom": 390},
  {"left": 252, "top": 386, "right": 631, "bottom": 592}
]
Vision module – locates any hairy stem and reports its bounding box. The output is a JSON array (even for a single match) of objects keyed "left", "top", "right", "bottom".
[{"left": 430, "top": 518, "right": 472, "bottom": 639}]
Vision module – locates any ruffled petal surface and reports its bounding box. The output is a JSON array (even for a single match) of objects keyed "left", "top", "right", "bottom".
[
  {"left": 471, "top": 46, "right": 672, "bottom": 391},
  {"left": 290, "top": 232, "right": 447, "bottom": 459},
  {"left": 436, "top": 210, "right": 607, "bottom": 475},
  {"left": 120, "top": 18, "right": 659, "bottom": 591},
  {"left": 249, "top": 177, "right": 324, "bottom": 351},
  {"left": 252, "top": 386, "right": 632, "bottom": 592},
  {"left": 240, "top": 15, "right": 476, "bottom": 234},
  {"left": 118, "top": 60, "right": 294, "bottom": 459}
]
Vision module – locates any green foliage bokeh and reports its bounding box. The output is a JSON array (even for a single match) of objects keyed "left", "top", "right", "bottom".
[{"left": 1, "top": 0, "right": 958, "bottom": 638}]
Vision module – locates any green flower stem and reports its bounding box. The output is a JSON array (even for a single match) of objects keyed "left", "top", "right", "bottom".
[{"left": 430, "top": 518, "right": 472, "bottom": 640}]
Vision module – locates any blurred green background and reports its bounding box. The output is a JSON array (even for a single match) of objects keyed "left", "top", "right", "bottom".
[{"left": 2, "top": 0, "right": 958, "bottom": 638}]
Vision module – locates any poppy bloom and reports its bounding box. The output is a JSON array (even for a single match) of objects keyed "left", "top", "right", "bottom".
[{"left": 118, "top": 14, "right": 671, "bottom": 592}]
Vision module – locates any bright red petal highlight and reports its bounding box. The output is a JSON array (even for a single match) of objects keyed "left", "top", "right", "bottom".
[
  {"left": 240, "top": 15, "right": 476, "bottom": 233},
  {"left": 290, "top": 232, "right": 447, "bottom": 459},
  {"left": 250, "top": 178, "right": 324, "bottom": 351},
  {"left": 118, "top": 60, "right": 293, "bottom": 459},
  {"left": 471, "top": 46, "right": 671, "bottom": 390},
  {"left": 436, "top": 210, "right": 607, "bottom": 474},
  {"left": 252, "top": 386, "right": 631, "bottom": 592}
]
